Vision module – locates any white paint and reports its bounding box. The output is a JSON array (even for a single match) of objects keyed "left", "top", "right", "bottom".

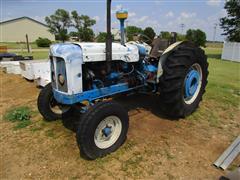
[
  {"left": 221, "top": 42, "right": 240, "bottom": 62},
  {"left": 0, "top": 61, "right": 22, "bottom": 74},
  {"left": 73, "top": 42, "right": 139, "bottom": 63},
  {"left": 19, "top": 60, "right": 51, "bottom": 87},
  {"left": 94, "top": 115, "right": 122, "bottom": 149},
  {"left": 0, "top": 60, "right": 51, "bottom": 87}
]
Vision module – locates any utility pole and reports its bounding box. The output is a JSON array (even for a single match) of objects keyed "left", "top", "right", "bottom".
[
  {"left": 213, "top": 23, "right": 217, "bottom": 42},
  {"left": 180, "top": 23, "right": 185, "bottom": 34},
  {"left": 26, "top": 34, "right": 30, "bottom": 53}
]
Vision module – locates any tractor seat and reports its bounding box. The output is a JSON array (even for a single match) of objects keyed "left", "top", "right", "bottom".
[{"left": 149, "top": 38, "right": 169, "bottom": 59}]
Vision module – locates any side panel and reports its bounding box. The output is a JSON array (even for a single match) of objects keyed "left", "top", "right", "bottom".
[{"left": 53, "top": 83, "right": 145, "bottom": 104}]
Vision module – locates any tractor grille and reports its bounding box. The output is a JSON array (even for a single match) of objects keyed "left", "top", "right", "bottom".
[{"left": 50, "top": 56, "right": 68, "bottom": 92}]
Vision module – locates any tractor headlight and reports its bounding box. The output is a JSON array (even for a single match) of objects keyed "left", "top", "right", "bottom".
[{"left": 58, "top": 74, "right": 65, "bottom": 85}]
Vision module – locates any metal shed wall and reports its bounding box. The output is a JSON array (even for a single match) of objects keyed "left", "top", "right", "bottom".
[{"left": 221, "top": 42, "right": 240, "bottom": 62}]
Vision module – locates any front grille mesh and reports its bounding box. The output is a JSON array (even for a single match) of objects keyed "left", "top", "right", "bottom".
[{"left": 50, "top": 56, "right": 68, "bottom": 92}]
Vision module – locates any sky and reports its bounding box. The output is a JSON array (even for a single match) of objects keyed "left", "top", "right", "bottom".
[{"left": 1, "top": 0, "right": 227, "bottom": 41}]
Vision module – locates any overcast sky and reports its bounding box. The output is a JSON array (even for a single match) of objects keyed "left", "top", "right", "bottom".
[{"left": 1, "top": 0, "right": 227, "bottom": 41}]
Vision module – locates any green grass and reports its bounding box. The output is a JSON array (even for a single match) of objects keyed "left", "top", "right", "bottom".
[
  {"left": 13, "top": 120, "right": 32, "bottom": 130},
  {"left": 1, "top": 42, "right": 38, "bottom": 49},
  {"left": 45, "top": 129, "right": 55, "bottom": 138},
  {"left": 207, "top": 60, "right": 240, "bottom": 107},
  {"left": 187, "top": 47, "right": 240, "bottom": 127},
  {"left": 14, "top": 51, "right": 49, "bottom": 60},
  {"left": 204, "top": 47, "right": 223, "bottom": 59},
  {"left": 1, "top": 42, "right": 49, "bottom": 59},
  {"left": 0, "top": 42, "right": 47, "bottom": 49},
  {"left": 206, "top": 42, "right": 223, "bottom": 48},
  {"left": 205, "top": 48, "right": 240, "bottom": 108},
  {"left": 4, "top": 106, "right": 31, "bottom": 122},
  {"left": 4, "top": 106, "right": 32, "bottom": 130}
]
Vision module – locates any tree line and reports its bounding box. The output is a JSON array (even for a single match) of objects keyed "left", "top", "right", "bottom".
[
  {"left": 44, "top": 0, "right": 239, "bottom": 47},
  {"left": 44, "top": 9, "right": 207, "bottom": 47}
]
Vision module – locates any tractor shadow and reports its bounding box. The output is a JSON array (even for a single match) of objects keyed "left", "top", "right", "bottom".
[
  {"left": 61, "top": 93, "right": 177, "bottom": 133},
  {"left": 61, "top": 108, "right": 82, "bottom": 132},
  {"left": 114, "top": 93, "right": 177, "bottom": 121}
]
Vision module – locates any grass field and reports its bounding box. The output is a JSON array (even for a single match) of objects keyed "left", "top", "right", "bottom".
[
  {"left": 187, "top": 49, "right": 240, "bottom": 127},
  {"left": 0, "top": 42, "right": 45, "bottom": 49},
  {"left": 13, "top": 51, "right": 49, "bottom": 60}
]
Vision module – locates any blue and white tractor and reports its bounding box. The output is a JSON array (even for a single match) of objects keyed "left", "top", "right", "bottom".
[{"left": 37, "top": 0, "right": 208, "bottom": 159}]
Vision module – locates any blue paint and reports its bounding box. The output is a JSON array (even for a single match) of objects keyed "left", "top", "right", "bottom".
[
  {"left": 108, "top": 72, "right": 120, "bottom": 80},
  {"left": 103, "top": 127, "right": 112, "bottom": 137},
  {"left": 185, "top": 70, "right": 200, "bottom": 98},
  {"left": 92, "top": 79, "right": 104, "bottom": 89},
  {"left": 144, "top": 64, "right": 158, "bottom": 72},
  {"left": 122, "top": 63, "right": 128, "bottom": 72},
  {"left": 120, "top": 20, "right": 125, "bottom": 45},
  {"left": 137, "top": 45, "right": 147, "bottom": 56},
  {"left": 53, "top": 83, "right": 144, "bottom": 105}
]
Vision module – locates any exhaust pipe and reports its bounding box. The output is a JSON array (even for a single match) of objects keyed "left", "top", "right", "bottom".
[{"left": 106, "top": 0, "right": 112, "bottom": 73}]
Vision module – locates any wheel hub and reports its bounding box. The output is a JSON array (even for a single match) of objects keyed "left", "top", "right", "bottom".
[
  {"left": 94, "top": 116, "right": 122, "bottom": 149},
  {"left": 102, "top": 126, "right": 112, "bottom": 137},
  {"left": 183, "top": 63, "right": 203, "bottom": 104},
  {"left": 185, "top": 70, "right": 199, "bottom": 97}
]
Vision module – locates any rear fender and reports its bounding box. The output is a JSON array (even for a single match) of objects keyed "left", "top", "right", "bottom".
[{"left": 156, "top": 41, "right": 184, "bottom": 83}]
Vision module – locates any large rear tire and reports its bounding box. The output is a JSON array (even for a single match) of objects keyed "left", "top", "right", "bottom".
[
  {"left": 37, "top": 83, "right": 72, "bottom": 121},
  {"left": 159, "top": 43, "right": 208, "bottom": 118},
  {"left": 76, "top": 101, "right": 129, "bottom": 160}
]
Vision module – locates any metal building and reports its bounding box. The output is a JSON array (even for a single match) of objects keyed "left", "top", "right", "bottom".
[
  {"left": 0, "top": 17, "right": 55, "bottom": 42},
  {"left": 221, "top": 42, "right": 240, "bottom": 62}
]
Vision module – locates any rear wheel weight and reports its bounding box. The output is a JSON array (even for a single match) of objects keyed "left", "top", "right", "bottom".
[
  {"left": 159, "top": 44, "right": 208, "bottom": 118},
  {"left": 76, "top": 101, "right": 129, "bottom": 160}
]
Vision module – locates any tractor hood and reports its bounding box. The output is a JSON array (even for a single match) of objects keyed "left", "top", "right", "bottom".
[{"left": 50, "top": 42, "right": 140, "bottom": 63}]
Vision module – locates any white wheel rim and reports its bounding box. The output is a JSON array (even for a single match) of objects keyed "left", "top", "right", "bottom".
[
  {"left": 183, "top": 63, "right": 203, "bottom": 104},
  {"left": 94, "top": 116, "right": 122, "bottom": 149},
  {"left": 49, "top": 97, "right": 70, "bottom": 114}
]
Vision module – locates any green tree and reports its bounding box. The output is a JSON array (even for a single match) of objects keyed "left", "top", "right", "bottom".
[
  {"left": 69, "top": 31, "right": 79, "bottom": 37},
  {"left": 45, "top": 9, "right": 71, "bottom": 42},
  {"left": 143, "top": 27, "right": 156, "bottom": 44},
  {"left": 71, "top": 11, "right": 96, "bottom": 42},
  {"left": 186, "top": 29, "right": 206, "bottom": 47},
  {"left": 96, "top": 32, "right": 107, "bottom": 42},
  {"left": 35, "top": 37, "right": 52, "bottom": 47},
  {"left": 80, "top": 28, "right": 95, "bottom": 42},
  {"left": 126, "top": 26, "right": 143, "bottom": 41},
  {"left": 160, "top": 31, "right": 171, "bottom": 40},
  {"left": 220, "top": 0, "right": 240, "bottom": 42},
  {"left": 177, "top": 33, "right": 186, "bottom": 41}
]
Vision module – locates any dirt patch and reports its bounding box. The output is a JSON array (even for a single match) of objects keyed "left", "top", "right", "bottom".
[{"left": 0, "top": 71, "right": 239, "bottom": 179}]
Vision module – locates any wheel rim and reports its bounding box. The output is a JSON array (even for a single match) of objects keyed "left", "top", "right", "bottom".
[
  {"left": 94, "top": 116, "right": 122, "bottom": 149},
  {"left": 49, "top": 97, "right": 70, "bottom": 114},
  {"left": 183, "top": 63, "right": 202, "bottom": 104}
]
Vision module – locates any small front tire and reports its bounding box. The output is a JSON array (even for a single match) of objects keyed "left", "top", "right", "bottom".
[
  {"left": 76, "top": 101, "right": 129, "bottom": 160},
  {"left": 37, "top": 83, "right": 72, "bottom": 121}
]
